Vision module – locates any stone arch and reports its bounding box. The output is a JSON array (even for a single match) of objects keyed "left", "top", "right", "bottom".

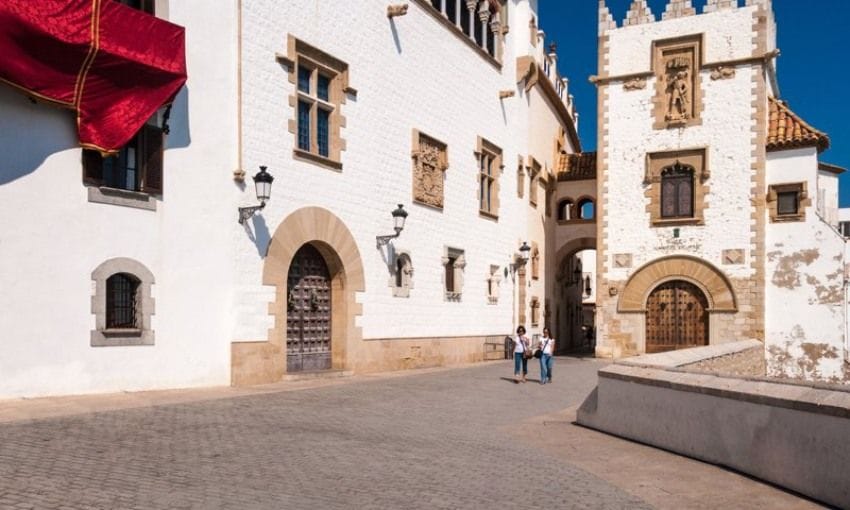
[
  {"left": 575, "top": 196, "right": 595, "bottom": 220},
  {"left": 231, "top": 207, "right": 365, "bottom": 386},
  {"left": 555, "top": 237, "right": 597, "bottom": 270},
  {"left": 554, "top": 237, "right": 597, "bottom": 353},
  {"left": 557, "top": 197, "right": 574, "bottom": 221},
  {"left": 618, "top": 255, "right": 737, "bottom": 312}
]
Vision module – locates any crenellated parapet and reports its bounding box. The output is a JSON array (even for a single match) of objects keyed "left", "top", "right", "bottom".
[
  {"left": 623, "top": 0, "right": 655, "bottom": 27},
  {"left": 598, "top": 0, "right": 616, "bottom": 36},
  {"left": 662, "top": 0, "right": 696, "bottom": 20},
  {"left": 703, "top": 0, "right": 737, "bottom": 13},
  {"left": 598, "top": 0, "right": 774, "bottom": 33}
]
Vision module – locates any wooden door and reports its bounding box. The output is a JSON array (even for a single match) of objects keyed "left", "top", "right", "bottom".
[
  {"left": 646, "top": 281, "right": 708, "bottom": 353},
  {"left": 286, "top": 244, "right": 332, "bottom": 372}
]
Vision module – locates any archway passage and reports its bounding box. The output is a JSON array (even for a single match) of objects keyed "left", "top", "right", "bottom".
[
  {"left": 554, "top": 239, "right": 597, "bottom": 354},
  {"left": 646, "top": 280, "right": 708, "bottom": 353},
  {"left": 287, "top": 244, "right": 332, "bottom": 372}
]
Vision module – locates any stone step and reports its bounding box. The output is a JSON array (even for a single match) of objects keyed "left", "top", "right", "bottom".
[{"left": 282, "top": 369, "right": 353, "bottom": 382}]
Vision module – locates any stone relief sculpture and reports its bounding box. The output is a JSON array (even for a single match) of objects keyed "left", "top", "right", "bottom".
[
  {"left": 412, "top": 132, "right": 448, "bottom": 209},
  {"left": 665, "top": 57, "right": 692, "bottom": 122}
]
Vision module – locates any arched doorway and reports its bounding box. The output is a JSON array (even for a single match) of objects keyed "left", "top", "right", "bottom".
[
  {"left": 554, "top": 237, "right": 597, "bottom": 354},
  {"left": 287, "top": 243, "right": 332, "bottom": 372},
  {"left": 645, "top": 280, "right": 709, "bottom": 353},
  {"left": 231, "top": 207, "right": 365, "bottom": 386}
]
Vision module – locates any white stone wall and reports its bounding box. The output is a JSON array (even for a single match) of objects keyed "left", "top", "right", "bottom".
[
  {"left": 0, "top": 0, "right": 582, "bottom": 397},
  {"left": 603, "top": 11, "right": 757, "bottom": 282},
  {"left": 234, "top": 0, "right": 569, "bottom": 343},
  {"left": 0, "top": 2, "right": 239, "bottom": 398},
  {"left": 765, "top": 148, "right": 847, "bottom": 381},
  {"left": 605, "top": 7, "right": 757, "bottom": 78},
  {"left": 817, "top": 170, "right": 839, "bottom": 227}
]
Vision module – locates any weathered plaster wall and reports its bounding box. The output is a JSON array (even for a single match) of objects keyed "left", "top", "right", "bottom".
[{"left": 766, "top": 148, "right": 847, "bottom": 381}]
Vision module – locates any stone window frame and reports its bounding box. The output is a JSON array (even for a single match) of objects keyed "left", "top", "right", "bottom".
[
  {"left": 767, "top": 182, "right": 810, "bottom": 223},
  {"left": 476, "top": 136, "right": 502, "bottom": 219},
  {"left": 411, "top": 129, "right": 450, "bottom": 210},
  {"left": 91, "top": 258, "right": 155, "bottom": 347},
  {"left": 575, "top": 196, "right": 596, "bottom": 221},
  {"left": 486, "top": 264, "right": 502, "bottom": 305},
  {"left": 531, "top": 242, "right": 540, "bottom": 280},
  {"left": 389, "top": 251, "right": 414, "bottom": 298},
  {"left": 557, "top": 198, "right": 575, "bottom": 222},
  {"left": 517, "top": 156, "right": 525, "bottom": 198},
  {"left": 651, "top": 34, "right": 705, "bottom": 130},
  {"left": 282, "top": 34, "right": 351, "bottom": 170},
  {"left": 645, "top": 148, "right": 710, "bottom": 227},
  {"left": 530, "top": 296, "right": 540, "bottom": 327},
  {"left": 527, "top": 156, "right": 541, "bottom": 207},
  {"left": 442, "top": 247, "right": 466, "bottom": 302}
]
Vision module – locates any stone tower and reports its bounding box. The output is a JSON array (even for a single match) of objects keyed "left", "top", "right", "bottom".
[{"left": 593, "top": 0, "right": 778, "bottom": 357}]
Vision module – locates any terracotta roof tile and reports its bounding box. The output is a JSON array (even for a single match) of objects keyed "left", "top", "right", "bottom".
[
  {"left": 767, "top": 97, "right": 830, "bottom": 153},
  {"left": 557, "top": 152, "right": 596, "bottom": 181}
]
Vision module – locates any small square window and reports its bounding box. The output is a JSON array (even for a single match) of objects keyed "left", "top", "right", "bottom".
[{"left": 777, "top": 191, "right": 799, "bottom": 216}]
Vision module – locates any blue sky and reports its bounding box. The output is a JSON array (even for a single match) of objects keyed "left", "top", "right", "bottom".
[{"left": 540, "top": 0, "right": 850, "bottom": 206}]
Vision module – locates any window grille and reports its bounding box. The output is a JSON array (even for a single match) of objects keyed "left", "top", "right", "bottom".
[{"left": 106, "top": 273, "right": 139, "bottom": 329}]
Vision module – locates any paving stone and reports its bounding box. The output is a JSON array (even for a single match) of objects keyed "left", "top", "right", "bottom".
[{"left": 0, "top": 359, "right": 646, "bottom": 509}]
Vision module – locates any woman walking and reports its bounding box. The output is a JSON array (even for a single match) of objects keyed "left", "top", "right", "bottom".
[
  {"left": 513, "top": 326, "right": 530, "bottom": 383},
  {"left": 538, "top": 327, "right": 555, "bottom": 385}
]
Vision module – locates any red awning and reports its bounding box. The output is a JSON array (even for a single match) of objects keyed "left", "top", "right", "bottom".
[{"left": 0, "top": 0, "right": 187, "bottom": 154}]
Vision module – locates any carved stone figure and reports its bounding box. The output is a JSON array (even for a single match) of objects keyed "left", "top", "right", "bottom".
[{"left": 666, "top": 69, "right": 691, "bottom": 121}]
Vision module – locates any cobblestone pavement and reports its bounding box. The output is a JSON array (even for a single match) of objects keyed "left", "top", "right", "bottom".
[{"left": 0, "top": 359, "right": 816, "bottom": 509}]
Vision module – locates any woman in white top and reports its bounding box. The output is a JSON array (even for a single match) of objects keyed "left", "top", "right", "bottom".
[
  {"left": 538, "top": 327, "right": 556, "bottom": 385},
  {"left": 513, "top": 325, "right": 530, "bottom": 383}
]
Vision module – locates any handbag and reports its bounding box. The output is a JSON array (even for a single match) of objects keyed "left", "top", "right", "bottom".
[
  {"left": 520, "top": 337, "right": 532, "bottom": 359},
  {"left": 534, "top": 339, "right": 549, "bottom": 359}
]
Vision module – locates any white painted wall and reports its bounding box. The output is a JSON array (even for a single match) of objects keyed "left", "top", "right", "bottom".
[
  {"left": 817, "top": 170, "right": 839, "bottom": 227},
  {"left": 603, "top": 10, "right": 757, "bottom": 283},
  {"left": 765, "top": 148, "right": 847, "bottom": 381},
  {"left": 0, "top": 1, "right": 239, "bottom": 398}
]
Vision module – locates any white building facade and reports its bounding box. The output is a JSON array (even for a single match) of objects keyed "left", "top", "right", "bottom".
[
  {"left": 0, "top": 0, "right": 581, "bottom": 398},
  {"left": 590, "top": 0, "right": 848, "bottom": 381}
]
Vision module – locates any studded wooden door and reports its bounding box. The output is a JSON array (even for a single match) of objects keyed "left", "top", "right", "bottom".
[
  {"left": 287, "top": 244, "right": 332, "bottom": 372},
  {"left": 645, "top": 281, "right": 708, "bottom": 353}
]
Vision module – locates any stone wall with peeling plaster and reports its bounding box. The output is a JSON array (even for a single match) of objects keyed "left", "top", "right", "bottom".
[{"left": 766, "top": 148, "right": 847, "bottom": 381}]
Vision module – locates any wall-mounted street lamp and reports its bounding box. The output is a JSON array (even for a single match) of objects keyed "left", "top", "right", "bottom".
[
  {"left": 238, "top": 166, "right": 274, "bottom": 224},
  {"left": 507, "top": 241, "right": 531, "bottom": 279},
  {"left": 376, "top": 204, "right": 408, "bottom": 247}
]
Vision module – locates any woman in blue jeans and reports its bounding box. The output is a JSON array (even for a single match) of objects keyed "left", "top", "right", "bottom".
[
  {"left": 538, "top": 327, "right": 556, "bottom": 385},
  {"left": 513, "top": 326, "right": 530, "bottom": 383}
]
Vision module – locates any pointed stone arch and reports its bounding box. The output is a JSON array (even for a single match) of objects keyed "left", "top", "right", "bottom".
[
  {"left": 231, "top": 207, "right": 365, "bottom": 385},
  {"left": 618, "top": 255, "right": 737, "bottom": 312}
]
